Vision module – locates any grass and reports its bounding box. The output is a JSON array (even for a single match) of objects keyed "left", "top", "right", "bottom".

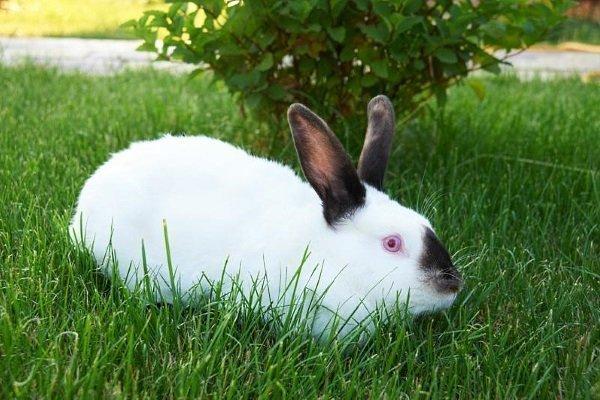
[
  {"left": 0, "top": 0, "right": 164, "bottom": 39},
  {"left": 0, "top": 64, "right": 598, "bottom": 399}
]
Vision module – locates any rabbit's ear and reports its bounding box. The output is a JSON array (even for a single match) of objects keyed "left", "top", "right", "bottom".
[
  {"left": 288, "top": 103, "right": 366, "bottom": 225},
  {"left": 357, "top": 95, "right": 395, "bottom": 190}
]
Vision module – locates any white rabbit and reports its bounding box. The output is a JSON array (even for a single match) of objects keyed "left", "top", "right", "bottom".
[{"left": 70, "top": 95, "right": 462, "bottom": 339}]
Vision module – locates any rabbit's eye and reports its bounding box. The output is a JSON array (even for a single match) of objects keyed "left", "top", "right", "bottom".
[{"left": 382, "top": 235, "right": 403, "bottom": 253}]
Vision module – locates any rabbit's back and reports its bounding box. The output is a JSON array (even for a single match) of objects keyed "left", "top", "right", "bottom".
[{"left": 71, "top": 135, "right": 321, "bottom": 296}]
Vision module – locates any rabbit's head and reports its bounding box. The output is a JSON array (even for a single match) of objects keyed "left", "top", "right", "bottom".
[{"left": 288, "top": 95, "right": 462, "bottom": 315}]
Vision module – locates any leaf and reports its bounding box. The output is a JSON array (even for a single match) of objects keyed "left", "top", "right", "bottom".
[
  {"left": 327, "top": 27, "right": 346, "bottom": 43},
  {"left": 219, "top": 42, "right": 246, "bottom": 56},
  {"left": 289, "top": 1, "right": 316, "bottom": 22},
  {"left": 482, "top": 62, "right": 502, "bottom": 75},
  {"left": 256, "top": 53, "right": 274, "bottom": 71},
  {"left": 373, "top": 1, "right": 394, "bottom": 17},
  {"left": 395, "top": 16, "right": 422, "bottom": 34},
  {"left": 148, "top": 13, "right": 168, "bottom": 28},
  {"left": 229, "top": 71, "right": 260, "bottom": 89},
  {"left": 481, "top": 21, "right": 506, "bottom": 40},
  {"left": 413, "top": 59, "right": 425, "bottom": 70},
  {"left": 361, "top": 74, "right": 378, "bottom": 87},
  {"left": 265, "top": 84, "right": 287, "bottom": 100},
  {"left": 360, "top": 22, "right": 389, "bottom": 44},
  {"left": 256, "top": 32, "right": 276, "bottom": 49},
  {"left": 389, "top": 49, "right": 408, "bottom": 63},
  {"left": 467, "top": 79, "right": 486, "bottom": 101},
  {"left": 120, "top": 19, "right": 138, "bottom": 29},
  {"left": 357, "top": 45, "right": 378, "bottom": 62},
  {"left": 245, "top": 93, "right": 263, "bottom": 109},
  {"left": 167, "top": 2, "right": 186, "bottom": 18},
  {"left": 522, "top": 20, "right": 536, "bottom": 35},
  {"left": 136, "top": 42, "right": 156, "bottom": 52},
  {"left": 298, "top": 58, "right": 316, "bottom": 73},
  {"left": 330, "top": 0, "right": 348, "bottom": 18},
  {"left": 340, "top": 45, "right": 355, "bottom": 62},
  {"left": 354, "top": 0, "right": 369, "bottom": 12},
  {"left": 434, "top": 48, "right": 458, "bottom": 64},
  {"left": 370, "top": 59, "right": 389, "bottom": 79},
  {"left": 403, "top": 0, "right": 422, "bottom": 14}
]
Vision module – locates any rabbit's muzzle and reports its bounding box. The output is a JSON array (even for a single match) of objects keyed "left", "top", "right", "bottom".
[{"left": 420, "top": 228, "right": 463, "bottom": 294}]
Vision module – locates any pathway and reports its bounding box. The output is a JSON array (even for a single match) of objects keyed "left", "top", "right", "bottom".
[{"left": 1, "top": 37, "right": 599, "bottom": 77}]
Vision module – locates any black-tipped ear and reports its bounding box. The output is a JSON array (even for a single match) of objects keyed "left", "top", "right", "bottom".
[
  {"left": 287, "top": 103, "right": 366, "bottom": 225},
  {"left": 357, "top": 95, "right": 395, "bottom": 190}
]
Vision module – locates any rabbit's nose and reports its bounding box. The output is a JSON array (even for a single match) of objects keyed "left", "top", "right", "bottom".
[
  {"left": 433, "top": 270, "right": 463, "bottom": 294},
  {"left": 419, "top": 227, "right": 463, "bottom": 294}
]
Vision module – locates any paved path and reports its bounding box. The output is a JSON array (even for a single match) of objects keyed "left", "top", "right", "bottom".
[
  {"left": 1, "top": 37, "right": 599, "bottom": 77},
  {"left": 496, "top": 49, "right": 600, "bottom": 79},
  {"left": 0, "top": 37, "right": 195, "bottom": 74}
]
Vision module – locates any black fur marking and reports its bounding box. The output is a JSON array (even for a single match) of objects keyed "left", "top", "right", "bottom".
[
  {"left": 288, "top": 103, "right": 366, "bottom": 226},
  {"left": 420, "top": 228, "right": 462, "bottom": 293},
  {"left": 358, "top": 95, "right": 395, "bottom": 190}
]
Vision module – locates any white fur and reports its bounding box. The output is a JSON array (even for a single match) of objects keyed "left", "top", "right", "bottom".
[{"left": 70, "top": 135, "right": 457, "bottom": 338}]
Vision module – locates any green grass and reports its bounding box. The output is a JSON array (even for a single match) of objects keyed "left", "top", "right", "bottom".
[
  {"left": 0, "top": 65, "right": 598, "bottom": 399},
  {"left": 0, "top": 0, "right": 164, "bottom": 39}
]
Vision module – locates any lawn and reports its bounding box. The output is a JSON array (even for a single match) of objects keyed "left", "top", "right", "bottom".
[
  {"left": 0, "top": 65, "right": 598, "bottom": 398},
  {"left": 0, "top": 0, "right": 164, "bottom": 39}
]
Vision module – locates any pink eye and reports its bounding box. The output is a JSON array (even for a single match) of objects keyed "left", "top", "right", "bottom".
[{"left": 382, "top": 234, "right": 403, "bottom": 253}]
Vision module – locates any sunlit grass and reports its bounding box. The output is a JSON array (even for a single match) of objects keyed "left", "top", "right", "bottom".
[
  {"left": 0, "top": 0, "right": 165, "bottom": 38},
  {"left": 0, "top": 65, "right": 598, "bottom": 398}
]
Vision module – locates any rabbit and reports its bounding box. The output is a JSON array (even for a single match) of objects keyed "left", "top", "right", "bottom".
[{"left": 70, "top": 95, "right": 462, "bottom": 340}]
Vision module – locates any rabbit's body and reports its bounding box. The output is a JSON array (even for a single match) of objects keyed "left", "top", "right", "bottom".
[
  {"left": 71, "top": 96, "right": 463, "bottom": 339},
  {"left": 73, "top": 135, "right": 321, "bottom": 286},
  {"left": 73, "top": 136, "right": 344, "bottom": 304}
]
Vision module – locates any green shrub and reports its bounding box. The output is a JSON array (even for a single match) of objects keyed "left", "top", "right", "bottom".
[
  {"left": 546, "top": 18, "right": 600, "bottom": 45},
  {"left": 126, "top": 0, "right": 569, "bottom": 125}
]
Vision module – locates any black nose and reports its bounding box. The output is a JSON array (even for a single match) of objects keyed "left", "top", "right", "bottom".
[
  {"left": 420, "top": 228, "right": 463, "bottom": 294},
  {"left": 434, "top": 270, "right": 463, "bottom": 294}
]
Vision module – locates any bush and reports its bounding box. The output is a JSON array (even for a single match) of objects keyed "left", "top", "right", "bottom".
[{"left": 126, "top": 0, "right": 569, "bottom": 125}]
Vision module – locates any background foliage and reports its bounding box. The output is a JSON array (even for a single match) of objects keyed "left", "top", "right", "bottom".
[{"left": 128, "top": 0, "right": 570, "bottom": 124}]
